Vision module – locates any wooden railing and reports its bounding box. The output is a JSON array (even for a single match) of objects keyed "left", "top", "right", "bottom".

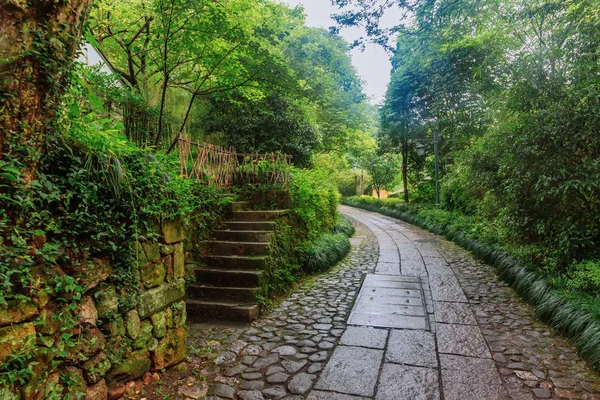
[{"left": 178, "top": 135, "right": 292, "bottom": 186}]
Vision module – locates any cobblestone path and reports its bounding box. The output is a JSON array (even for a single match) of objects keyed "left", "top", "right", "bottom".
[{"left": 180, "top": 206, "right": 600, "bottom": 400}]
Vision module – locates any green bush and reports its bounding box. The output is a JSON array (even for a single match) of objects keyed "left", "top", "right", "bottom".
[
  {"left": 289, "top": 167, "right": 340, "bottom": 242},
  {"left": 304, "top": 233, "right": 351, "bottom": 274},
  {"left": 568, "top": 260, "right": 600, "bottom": 296},
  {"left": 332, "top": 214, "right": 355, "bottom": 237}
]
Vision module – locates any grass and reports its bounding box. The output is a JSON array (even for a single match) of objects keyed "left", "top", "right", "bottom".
[
  {"left": 304, "top": 233, "right": 351, "bottom": 274},
  {"left": 343, "top": 196, "right": 600, "bottom": 369}
]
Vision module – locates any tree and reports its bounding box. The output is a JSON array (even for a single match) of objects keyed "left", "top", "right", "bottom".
[
  {"left": 1, "top": 0, "right": 93, "bottom": 183},
  {"left": 365, "top": 153, "right": 399, "bottom": 198}
]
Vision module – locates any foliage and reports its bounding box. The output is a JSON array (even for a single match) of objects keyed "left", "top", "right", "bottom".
[
  {"left": 364, "top": 153, "right": 400, "bottom": 198},
  {"left": 304, "top": 233, "right": 351, "bottom": 274},
  {"left": 332, "top": 214, "right": 355, "bottom": 237},
  {"left": 568, "top": 261, "right": 600, "bottom": 296},
  {"left": 289, "top": 167, "right": 340, "bottom": 243}
]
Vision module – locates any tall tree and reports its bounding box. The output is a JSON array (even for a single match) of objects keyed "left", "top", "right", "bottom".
[{"left": 0, "top": 0, "right": 93, "bottom": 183}]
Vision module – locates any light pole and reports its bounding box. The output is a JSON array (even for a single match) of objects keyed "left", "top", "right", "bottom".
[{"left": 416, "top": 131, "right": 440, "bottom": 206}]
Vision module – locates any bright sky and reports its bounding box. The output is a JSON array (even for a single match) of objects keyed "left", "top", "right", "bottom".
[{"left": 281, "top": 0, "right": 399, "bottom": 105}]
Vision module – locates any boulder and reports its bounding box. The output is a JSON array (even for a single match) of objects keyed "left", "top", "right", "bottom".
[
  {"left": 161, "top": 219, "right": 185, "bottom": 244},
  {"left": 140, "top": 262, "right": 166, "bottom": 289},
  {"left": 0, "top": 300, "right": 38, "bottom": 328},
  {"left": 152, "top": 326, "right": 186, "bottom": 370},
  {"left": 0, "top": 322, "right": 36, "bottom": 364},
  {"left": 82, "top": 352, "right": 112, "bottom": 384},
  {"left": 106, "top": 350, "right": 151, "bottom": 385}
]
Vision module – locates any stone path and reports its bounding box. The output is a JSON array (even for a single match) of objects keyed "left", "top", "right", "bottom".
[{"left": 177, "top": 205, "right": 600, "bottom": 400}]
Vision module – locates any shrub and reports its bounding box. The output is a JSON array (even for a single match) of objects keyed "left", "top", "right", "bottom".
[
  {"left": 568, "top": 260, "right": 600, "bottom": 296},
  {"left": 304, "top": 233, "right": 351, "bottom": 274},
  {"left": 332, "top": 214, "right": 355, "bottom": 237}
]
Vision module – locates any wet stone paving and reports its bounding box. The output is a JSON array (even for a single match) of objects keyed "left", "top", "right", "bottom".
[{"left": 182, "top": 205, "right": 600, "bottom": 400}]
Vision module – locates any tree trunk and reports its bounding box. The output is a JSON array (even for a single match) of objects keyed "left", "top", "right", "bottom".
[
  {"left": 401, "top": 136, "right": 409, "bottom": 203},
  {"left": 0, "top": 0, "right": 93, "bottom": 184}
]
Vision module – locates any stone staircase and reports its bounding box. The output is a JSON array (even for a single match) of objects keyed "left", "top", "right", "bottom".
[{"left": 186, "top": 201, "right": 288, "bottom": 322}]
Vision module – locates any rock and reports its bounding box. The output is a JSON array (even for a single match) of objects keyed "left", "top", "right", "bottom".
[
  {"left": 160, "top": 244, "right": 175, "bottom": 255},
  {"left": 267, "top": 372, "right": 290, "bottom": 383},
  {"left": 0, "top": 300, "right": 38, "bottom": 328},
  {"left": 80, "top": 257, "right": 113, "bottom": 292},
  {"left": 172, "top": 301, "right": 187, "bottom": 328},
  {"left": 225, "top": 364, "right": 247, "bottom": 376},
  {"left": 266, "top": 365, "right": 286, "bottom": 375},
  {"left": 82, "top": 352, "right": 111, "bottom": 384},
  {"left": 254, "top": 354, "right": 280, "bottom": 369},
  {"left": 106, "top": 350, "right": 151, "bottom": 384},
  {"left": 162, "top": 219, "right": 185, "bottom": 244},
  {"left": 152, "top": 326, "right": 187, "bottom": 370},
  {"left": 282, "top": 360, "right": 307, "bottom": 374},
  {"left": 531, "top": 389, "right": 551, "bottom": 399},
  {"left": 21, "top": 371, "right": 60, "bottom": 400},
  {"left": 125, "top": 310, "right": 141, "bottom": 339},
  {"left": 242, "top": 372, "right": 263, "bottom": 380},
  {"left": 94, "top": 286, "right": 118, "bottom": 319},
  {"left": 239, "top": 381, "right": 265, "bottom": 390},
  {"left": 36, "top": 301, "right": 60, "bottom": 335},
  {"left": 135, "top": 241, "right": 161, "bottom": 264},
  {"left": 262, "top": 386, "right": 287, "bottom": 399},
  {"left": 104, "top": 315, "right": 125, "bottom": 337},
  {"left": 213, "top": 383, "right": 236, "bottom": 399},
  {"left": 0, "top": 322, "right": 36, "bottom": 363},
  {"left": 141, "top": 262, "right": 166, "bottom": 289},
  {"left": 147, "top": 337, "right": 159, "bottom": 352},
  {"left": 133, "top": 319, "right": 154, "bottom": 349},
  {"left": 85, "top": 379, "right": 108, "bottom": 400},
  {"left": 272, "top": 346, "right": 297, "bottom": 356},
  {"left": 237, "top": 390, "right": 265, "bottom": 400},
  {"left": 61, "top": 367, "right": 86, "bottom": 400},
  {"left": 287, "top": 373, "right": 316, "bottom": 395},
  {"left": 77, "top": 296, "right": 98, "bottom": 326},
  {"left": 242, "top": 345, "right": 263, "bottom": 356},
  {"left": 150, "top": 311, "right": 167, "bottom": 338},
  {"left": 215, "top": 351, "right": 237, "bottom": 366},
  {"left": 173, "top": 243, "right": 185, "bottom": 278},
  {"left": 137, "top": 280, "right": 185, "bottom": 319},
  {"left": 177, "top": 382, "right": 209, "bottom": 399},
  {"left": 307, "top": 363, "right": 323, "bottom": 374}
]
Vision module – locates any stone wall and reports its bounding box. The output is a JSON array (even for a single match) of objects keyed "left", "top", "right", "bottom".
[{"left": 0, "top": 219, "right": 188, "bottom": 400}]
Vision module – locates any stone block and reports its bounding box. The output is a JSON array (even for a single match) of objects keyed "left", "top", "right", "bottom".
[
  {"left": 80, "top": 257, "right": 113, "bottom": 293},
  {"left": 85, "top": 379, "right": 108, "bottom": 400},
  {"left": 74, "top": 327, "right": 106, "bottom": 362},
  {"left": 36, "top": 301, "right": 60, "bottom": 335},
  {"left": 125, "top": 310, "right": 141, "bottom": 340},
  {"left": 78, "top": 296, "right": 98, "bottom": 326},
  {"left": 103, "top": 315, "right": 126, "bottom": 337},
  {"left": 375, "top": 364, "right": 439, "bottom": 400},
  {"left": 106, "top": 350, "right": 151, "bottom": 385},
  {"left": 82, "top": 352, "right": 112, "bottom": 384},
  {"left": 137, "top": 280, "right": 185, "bottom": 319},
  {"left": 0, "top": 300, "right": 38, "bottom": 328},
  {"left": 141, "top": 262, "right": 166, "bottom": 289},
  {"left": 0, "top": 322, "right": 36, "bottom": 364},
  {"left": 94, "top": 286, "right": 118, "bottom": 319},
  {"left": 161, "top": 219, "right": 185, "bottom": 244},
  {"left": 172, "top": 301, "right": 187, "bottom": 328},
  {"left": 134, "top": 240, "right": 161, "bottom": 265},
  {"left": 21, "top": 371, "right": 60, "bottom": 400},
  {"left": 150, "top": 311, "right": 167, "bottom": 338},
  {"left": 133, "top": 320, "right": 153, "bottom": 349},
  {"left": 61, "top": 366, "right": 87, "bottom": 400},
  {"left": 173, "top": 243, "right": 185, "bottom": 279},
  {"left": 160, "top": 244, "right": 175, "bottom": 255},
  {"left": 152, "top": 326, "right": 186, "bottom": 370}
]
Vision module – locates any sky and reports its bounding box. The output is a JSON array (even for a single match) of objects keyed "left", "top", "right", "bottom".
[{"left": 281, "top": 0, "right": 398, "bottom": 105}]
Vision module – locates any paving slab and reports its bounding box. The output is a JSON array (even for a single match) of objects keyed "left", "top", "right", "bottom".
[
  {"left": 314, "top": 346, "right": 383, "bottom": 397},
  {"left": 375, "top": 262, "right": 400, "bottom": 275},
  {"left": 434, "top": 302, "right": 477, "bottom": 325},
  {"left": 439, "top": 354, "right": 502, "bottom": 385},
  {"left": 307, "top": 391, "right": 370, "bottom": 400},
  {"left": 385, "top": 329, "right": 437, "bottom": 367},
  {"left": 339, "top": 326, "right": 388, "bottom": 349},
  {"left": 401, "top": 259, "right": 428, "bottom": 276},
  {"left": 375, "top": 363, "right": 440, "bottom": 400},
  {"left": 428, "top": 274, "right": 468, "bottom": 302},
  {"left": 436, "top": 323, "right": 491, "bottom": 358},
  {"left": 348, "top": 312, "right": 429, "bottom": 330}
]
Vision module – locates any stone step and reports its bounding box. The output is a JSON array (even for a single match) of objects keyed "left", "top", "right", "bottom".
[
  {"left": 221, "top": 221, "right": 275, "bottom": 231},
  {"left": 229, "top": 210, "right": 289, "bottom": 221},
  {"left": 188, "top": 285, "right": 260, "bottom": 302},
  {"left": 202, "top": 255, "right": 268, "bottom": 270},
  {"left": 186, "top": 299, "right": 260, "bottom": 322},
  {"left": 214, "top": 230, "right": 272, "bottom": 242},
  {"left": 195, "top": 268, "right": 265, "bottom": 287},
  {"left": 229, "top": 201, "right": 249, "bottom": 212},
  {"left": 202, "top": 240, "right": 270, "bottom": 256}
]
